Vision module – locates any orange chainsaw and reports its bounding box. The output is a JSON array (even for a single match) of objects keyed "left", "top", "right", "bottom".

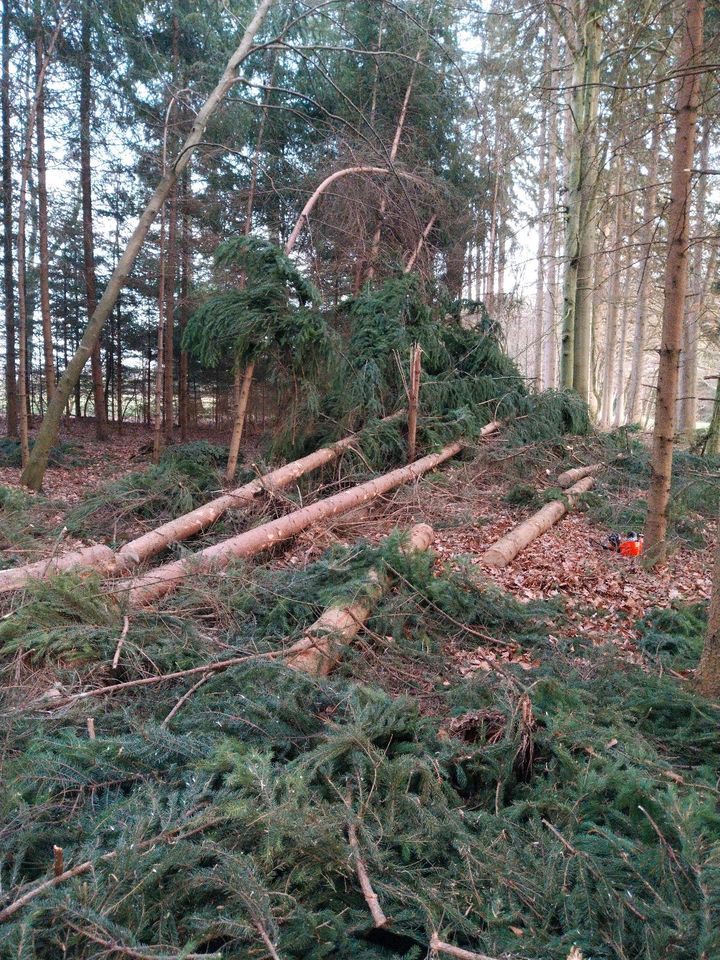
[{"left": 606, "top": 531, "right": 644, "bottom": 557}]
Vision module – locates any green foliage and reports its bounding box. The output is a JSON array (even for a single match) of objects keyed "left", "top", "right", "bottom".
[
  {"left": 0, "top": 437, "right": 87, "bottom": 468},
  {"left": 503, "top": 483, "right": 538, "bottom": 507},
  {"left": 182, "top": 235, "right": 328, "bottom": 373},
  {"left": 5, "top": 531, "right": 719, "bottom": 958},
  {"left": 635, "top": 603, "right": 708, "bottom": 669}
]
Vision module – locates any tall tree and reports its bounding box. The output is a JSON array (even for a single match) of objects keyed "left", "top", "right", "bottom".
[
  {"left": 80, "top": 1, "right": 107, "bottom": 439},
  {"left": 2, "top": 0, "right": 16, "bottom": 435},
  {"left": 644, "top": 0, "right": 704, "bottom": 561},
  {"left": 21, "top": 0, "right": 276, "bottom": 490},
  {"left": 35, "top": 12, "right": 55, "bottom": 403}
]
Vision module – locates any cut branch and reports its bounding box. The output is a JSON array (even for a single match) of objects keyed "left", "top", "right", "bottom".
[{"left": 556, "top": 463, "right": 601, "bottom": 487}]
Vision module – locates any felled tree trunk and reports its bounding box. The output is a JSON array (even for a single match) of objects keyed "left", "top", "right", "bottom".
[
  {"left": 117, "top": 412, "right": 408, "bottom": 570},
  {"left": 481, "top": 476, "right": 594, "bottom": 569},
  {"left": 285, "top": 523, "right": 433, "bottom": 675},
  {"left": 557, "top": 463, "right": 601, "bottom": 487},
  {"left": 0, "top": 544, "right": 116, "bottom": 595},
  {"left": 128, "top": 442, "right": 468, "bottom": 606},
  {"left": 0, "top": 415, "right": 404, "bottom": 592}
]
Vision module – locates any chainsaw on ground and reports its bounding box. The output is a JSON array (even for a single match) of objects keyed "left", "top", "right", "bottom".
[{"left": 605, "top": 531, "right": 644, "bottom": 557}]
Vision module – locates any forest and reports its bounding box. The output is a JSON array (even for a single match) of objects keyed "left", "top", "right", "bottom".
[{"left": 1, "top": 0, "right": 720, "bottom": 958}]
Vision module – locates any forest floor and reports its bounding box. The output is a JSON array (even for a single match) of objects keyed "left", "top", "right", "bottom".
[
  {"left": 1, "top": 420, "right": 718, "bottom": 959},
  {"left": 0, "top": 418, "right": 713, "bottom": 684}
]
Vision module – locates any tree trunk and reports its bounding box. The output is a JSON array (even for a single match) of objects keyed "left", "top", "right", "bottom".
[
  {"left": 286, "top": 523, "right": 433, "bottom": 675},
  {"left": 645, "top": 0, "right": 704, "bottom": 562},
  {"left": 534, "top": 86, "right": 548, "bottom": 390},
  {"left": 366, "top": 47, "right": 422, "bottom": 280},
  {"left": 179, "top": 172, "right": 190, "bottom": 441},
  {"left": 16, "top": 11, "right": 63, "bottom": 465},
  {"left": 406, "top": 344, "right": 421, "bottom": 462},
  {"left": 225, "top": 361, "right": 255, "bottom": 482},
  {"left": 543, "top": 20, "right": 560, "bottom": 389},
  {"left": 557, "top": 463, "right": 601, "bottom": 487},
  {"left": 115, "top": 411, "right": 422, "bottom": 571},
  {"left": 572, "top": 4, "right": 602, "bottom": 403},
  {"left": 2, "top": 0, "right": 17, "bottom": 436},
  {"left": 35, "top": 16, "right": 55, "bottom": 402},
  {"left": 481, "top": 476, "right": 595, "bottom": 568},
  {"left": 80, "top": 3, "right": 107, "bottom": 440},
  {"left": 706, "top": 376, "right": 720, "bottom": 456},
  {"left": 613, "top": 262, "right": 632, "bottom": 426},
  {"left": 560, "top": 41, "right": 584, "bottom": 389},
  {"left": 696, "top": 517, "right": 720, "bottom": 698},
  {"left": 21, "top": 0, "right": 277, "bottom": 490},
  {"left": 600, "top": 161, "right": 624, "bottom": 428},
  {"left": 0, "top": 544, "right": 117, "bottom": 595},
  {"left": 127, "top": 440, "right": 467, "bottom": 607},
  {"left": 626, "top": 83, "right": 662, "bottom": 423},
  {"left": 679, "top": 115, "right": 709, "bottom": 441}
]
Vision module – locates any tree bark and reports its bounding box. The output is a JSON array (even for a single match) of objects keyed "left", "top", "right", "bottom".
[
  {"left": 572, "top": 3, "right": 602, "bottom": 402},
  {"left": 80, "top": 1, "right": 107, "bottom": 440},
  {"left": 286, "top": 523, "right": 433, "bottom": 675},
  {"left": 599, "top": 161, "right": 624, "bottom": 428},
  {"left": 557, "top": 463, "right": 601, "bottom": 487},
  {"left": 534, "top": 81, "right": 548, "bottom": 390},
  {"left": 706, "top": 375, "right": 720, "bottom": 456},
  {"left": 127, "top": 440, "right": 467, "bottom": 606},
  {"left": 2, "top": 0, "right": 17, "bottom": 436},
  {"left": 626, "top": 83, "right": 662, "bottom": 423},
  {"left": 543, "top": 20, "right": 560, "bottom": 389},
  {"left": 35, "top": 16, "right": 55, "bottom": 402},
  {"left": 178, "top": 172, "right": 190, "bottom": 441},
  {"left": 679, "top": 115, "right": 709, "bottom": 440},
  {"left": 696, "top": 517, "right": 720, "bottom": 698},
  {"left": 21, "top": 0, "right": 277, "bottom": 490},
  {"left": 225, "top": 361, "right": 255, "bottom": 482},
  {"left": 481, "top": 476, "right": 594, "bottom": 569},
  {"left": 645, "top": 0, "right": 704, "bottom": 562},
  {"left": 406, "top": 344, "right": 421, "bottom": 462}
]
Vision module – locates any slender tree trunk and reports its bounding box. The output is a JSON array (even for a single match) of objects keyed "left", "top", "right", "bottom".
[
  {"left": 366, "top": 47, "right": 422, "bottom": 280},
  {"left": 178, "top": 172, "right": 190, "bottom": 441},
  {"left": 21, "top": 0, "right": 276, "bottom": 490},
  {"left": 626, "top": 84, "right": 662, "bottom": 423},
  {"left": 80, "top": 3, "right": 107, "bottom": 440},
  {"left": 680, "top": 115, "right": 709, "bottom": 440},
  {"left": 225, "top": 361, "right": 255, "bottom": 482},
  {"left": 544, "top": 20, "right": 560, "bottom": 389},
  {"left": 572, "top": 3, "right": 602, "bottom": 402},
  {"left": 696, "top": 517, "right": 720, "bottom": 698},
  {"left": 2, "top": 0, "right": 17, "bottom": 435},
  {"left": 613, "top": 263, "right": 632, "bottom": 426},
  {"left": 16, "top": 11, "right": 63, "bottom": 465},
  {"left": 706, "top": 376, "right": 720, "bottom": 456},
  {"left": 560, "top": 40, "right": 585, "bottom": 388},
  {"left": 600, "top": 162, "right": 624, "bottom": 428},
  {"left": 534, "top": 91, "right": 548, "bottom": 390},
  {"left": 645, "top": 0, "right": 704, "bottom": 561},
  {"left": 163, "top": 183, "right": 177, "bottom": 444},
  {"left": 35, "top": 15, "right": 54, "bottom": 402}
]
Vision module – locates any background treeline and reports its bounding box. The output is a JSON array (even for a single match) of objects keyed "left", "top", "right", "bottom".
[{"left": 0, "top": 0, "right": 719, "bottom": 448}]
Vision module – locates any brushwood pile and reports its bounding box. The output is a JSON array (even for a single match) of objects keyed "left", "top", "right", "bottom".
[{"left": 1, "top": 278, "right": 718, "bottom": 959}]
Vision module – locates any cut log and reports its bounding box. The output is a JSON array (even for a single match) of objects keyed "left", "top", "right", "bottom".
[
  {"left": 0, "top": 544, "right": 116, "bottom": 595},
  {"left": 285, "top": 523, "right": 433, "bottom": 675},
  {"left": 128, "top": 421, "right": 500, "bottom": 607},
  {"left": 115, "top": 412, "right": 404, "bottom": 570},
  {"left": 0, "top": 415, "right": 402, "bottom": 593},
  {"left": 127, "top": 443, "right": 464, "bottom": 606},
  {"left": 557, "top": 463, "right": 601, "bottom": 487},
  {"left": 481, "top": 476, "right": 594, "bottom": 569}
]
